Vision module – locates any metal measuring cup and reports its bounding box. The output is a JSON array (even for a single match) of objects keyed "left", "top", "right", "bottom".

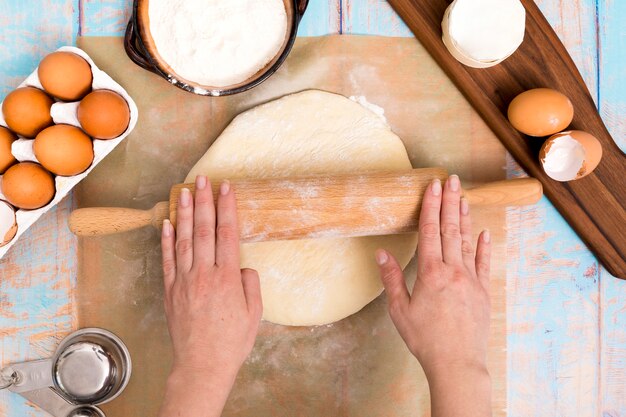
[{"left": 0, "top": 328, "right": 131, "bottom": 417}]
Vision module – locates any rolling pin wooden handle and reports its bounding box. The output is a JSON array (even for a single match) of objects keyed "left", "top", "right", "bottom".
[
  {"left": 69, "top": 201, "right": 169, "bottom": 237},
  {"left": 463, "top": 178, "right": 543, "bottom": 206}
]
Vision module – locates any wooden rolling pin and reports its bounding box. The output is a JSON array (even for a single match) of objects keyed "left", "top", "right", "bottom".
[{"left": 69, "top": 168, "right": 542, "bottom": 242}]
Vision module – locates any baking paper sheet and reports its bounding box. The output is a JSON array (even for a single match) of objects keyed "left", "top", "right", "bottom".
[{"left": 75, "top": 35, "right": 507, "bottom": 417}]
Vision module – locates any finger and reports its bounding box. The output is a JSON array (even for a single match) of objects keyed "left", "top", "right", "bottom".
[
  {"left": 192, "top": 176, "right": 216, "bottom": 269},
  {"left": 417, "top": 179, "right": 443, "bottom": 269},
  {"left": 459, "top": 197, "right": 476, "bottom": 275},
  {"left": 215, "top": 180, "right": 240, "bottom": 269},
  {"left": 175, "top": 188, "right": 194, "bottom": 274},
  {"left": 475, "top": 230, "right": 492, "bottom": 290},
  {"left": 161, "top": 219, "right": 176, "bottom": 294},
  {"left": 440, "top": 175, "right": 462, "bottom": 265},
  {"left": 242, "top": 268, "right": 263, "bottom": 321},
  {"left": 376, "top": 249, "right": 410, "bottom": 317}
]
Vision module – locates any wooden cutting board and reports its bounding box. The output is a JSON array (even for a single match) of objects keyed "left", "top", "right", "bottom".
[{"left": 387, "top": 0, "right": 626, "bottom": 279}]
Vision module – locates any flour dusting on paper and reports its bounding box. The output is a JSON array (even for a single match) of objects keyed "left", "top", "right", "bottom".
[{"left": 350, "top": 95, "right": 387, "bottom": 123}]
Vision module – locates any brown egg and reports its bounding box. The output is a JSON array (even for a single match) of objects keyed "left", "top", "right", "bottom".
[
  {"left": 508, "top": 88, "right": 574, "bottom": 137},
  {"left": 1, "top": 162, "right": 55, "bottom": 209},
  {"left": 78, "top": 90, "right": 130, "bottom": 140},
  {"left": 34, "top": 125, "right": 94, "bottom": 176},
  {"left": 539, "top": 130, "right": 602, "bottom": 182},
  {"left": 2, "top": 87, "right": 54, "bottom": 138},
  {"left": 38, "top": 51, "right": 93, "bottom": 101},
  {"left": 0, "top": 126, "right": 17, "bottom": 174},
  {"left": 0, "top": 199, "right": 17, "bottom": 247}
]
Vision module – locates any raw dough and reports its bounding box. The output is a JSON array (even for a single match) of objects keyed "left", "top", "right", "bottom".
[{"left": 186, "top": 90, "right": 418, "bottom": 325}]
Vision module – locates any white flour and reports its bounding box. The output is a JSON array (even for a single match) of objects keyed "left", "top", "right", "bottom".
[{"left": 148, "top": 0, "right": 287, "bottom": 87}]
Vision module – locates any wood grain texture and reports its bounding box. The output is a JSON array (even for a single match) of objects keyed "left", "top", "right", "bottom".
[
  {"left": 384, "top": 0, "right": 626, "bottom": 278},
  {"left": 598, "top": 0, "right": 626, "bottom": 414},
  {"left": 1, "top": 0, "right": 625, "bottom": 416}
]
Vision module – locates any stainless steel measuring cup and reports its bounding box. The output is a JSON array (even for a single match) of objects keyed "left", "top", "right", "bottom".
[{"left": 1, "top": 328, "right": 131, "bottom": 417}]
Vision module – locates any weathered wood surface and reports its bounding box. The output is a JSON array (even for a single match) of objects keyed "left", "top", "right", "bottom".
[{"left": 0, "top": 0, "right": 624, "bottom": 416}]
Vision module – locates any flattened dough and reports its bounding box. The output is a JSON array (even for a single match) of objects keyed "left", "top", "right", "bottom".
[{"left": 186, "top": 90, "right": 418, "bottom": 325}]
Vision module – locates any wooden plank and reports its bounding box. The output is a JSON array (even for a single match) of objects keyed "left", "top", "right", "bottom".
[
  {"left": 298, "top": 0, "right": 341, "bottom": 36},
  {"left": 0, "top": 1, "right": 78, "bottom": 416},
  {"left": 506, "top": 1, "right": 602, "bottom": 416},
  {"left": 598, "top": 0, "right": 626, "bottom": 414},
  {"left": 342, "top": 0, "right": 412, "bottom": 36},
  {"left": 79, "top": 0, "right": 133, "bottom": 36}
]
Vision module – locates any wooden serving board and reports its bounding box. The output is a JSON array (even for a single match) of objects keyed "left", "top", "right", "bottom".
[{"left": 387, "top": 0, "right": 626, "bottom": 278}]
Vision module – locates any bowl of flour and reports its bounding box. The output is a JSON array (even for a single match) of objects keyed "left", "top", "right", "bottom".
[{"left": 125, "top": 0, "right": 308, "bottom": 96}]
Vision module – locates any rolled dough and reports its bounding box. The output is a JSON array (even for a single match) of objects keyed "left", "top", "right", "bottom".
[{"left": 186, "top": 90, "right": 418, "bottom": 326}]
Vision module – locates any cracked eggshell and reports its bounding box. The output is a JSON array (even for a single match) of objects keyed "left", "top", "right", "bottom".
[
  {"left": 442, "top": 0, "right": 526, "bottom": 68},
  {"left": 539, "top": 130, "right": 603, "bottom": 182},
  {"left": 0, "top": 200, "right": 17, "bottom": 247}
]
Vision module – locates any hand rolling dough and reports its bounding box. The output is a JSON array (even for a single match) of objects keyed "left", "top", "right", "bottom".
[{"left": 186, "top": 90, "right": 418, "bottom": 326}]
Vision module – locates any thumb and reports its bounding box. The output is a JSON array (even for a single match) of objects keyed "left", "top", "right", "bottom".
[
  {"left": 241, "top": 268, "right": 263, "bottom": 321},
  {"left": 375, "top": 249, "right": 410, "bottom": 315}
]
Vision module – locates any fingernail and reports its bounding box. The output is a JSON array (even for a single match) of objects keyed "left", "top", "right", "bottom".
[
  {"left": 180, "top": 188, "right": 191, "bottom": 208},
  {"left": 449, "top": 175, "right": 460, "bottom": 192},
  {"left": 220, "top": 180, "right": 230, "bottom": 196},
  {"left": 483, "top": 229, "right": 491, "bottom": 243},
  {"left": 162, "top": 220, "right": 172, "bottom": 237},
  {"left": 461, "top": 198, "right": 469, "bottom": 216},
  {"left": 375, "top": 249, "right": 388, "bottom": 266},
  {"left": 196, "top": 175, "right": 207, "bottom": 190},
  {"left": 431, "top": 179, "right": 442, "bottom": 196}
]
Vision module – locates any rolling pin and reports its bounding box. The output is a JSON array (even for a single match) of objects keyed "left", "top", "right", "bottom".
[{"left": 69, "top": 168, "right": 542, "bottom": 242}]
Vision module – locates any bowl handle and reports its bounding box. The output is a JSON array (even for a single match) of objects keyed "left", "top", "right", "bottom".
[
  {"left": 124, "top": 19, "right": 158, "bottom": 74},
  {"left": 296, "top": 0, "right": 309, "bottom": 17}
]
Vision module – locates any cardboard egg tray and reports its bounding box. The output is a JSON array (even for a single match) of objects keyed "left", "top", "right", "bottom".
[{"left": 0, "top": 46, "right": 139, "bottom": 259}]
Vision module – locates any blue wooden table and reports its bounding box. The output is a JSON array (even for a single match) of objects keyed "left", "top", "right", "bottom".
[{"left": 0, "top": 1, "right": 624, "bottom": 416}]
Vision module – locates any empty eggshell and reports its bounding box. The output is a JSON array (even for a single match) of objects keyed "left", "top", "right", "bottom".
[
  {"left": 77, "top": 90, "right": 130, "bottom": 140},
  {"left": 0, "top": 126, "right": 17, "bottom": 174},
  {"left": 34, "top": 125, "right": 94, "bottom": 176},
  {"left": 508, "top": 88, "right": 574, "bottom": 137},
  {"left": 1, "top": 162, "right": 56, "bottom": 210},
  {"left": 38, "top": 51, "right": 93, "bottom": 101},
  {"left": 539, "top": 130, "right": 602, "bottom": 181},
  {"left": 2, "top": 87, "right": 54, "bottom": 138},
  {"left": 0, "top": 200, "right": 17, "bottom": 247}
]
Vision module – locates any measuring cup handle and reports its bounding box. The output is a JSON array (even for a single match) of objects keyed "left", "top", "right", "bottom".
[{"left": 4, "top": 359, "right": 54, "bottom": 393}]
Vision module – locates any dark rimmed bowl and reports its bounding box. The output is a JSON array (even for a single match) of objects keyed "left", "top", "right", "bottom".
[{"left": 125, "top": 0, "right": 309, "bottom": 96}]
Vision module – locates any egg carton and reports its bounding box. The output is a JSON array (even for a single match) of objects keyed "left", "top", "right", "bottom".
[{"left": 0, "top": 46, "right": 139, "bottom": 259}]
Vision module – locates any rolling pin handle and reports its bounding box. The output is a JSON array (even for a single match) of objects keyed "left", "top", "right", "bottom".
[
  {"left": 463, "top": 177, "right": 543, "bottom": 206},
  {"left": 69, "top": 202, "right": 169, "bottom": 237}
]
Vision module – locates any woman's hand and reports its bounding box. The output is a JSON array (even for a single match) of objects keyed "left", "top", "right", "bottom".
[
  {"left": 158, "top": 175, "right": 262, "bottom": 417},
  {"left": 376, "top": 175, "right": 492, "bottom": 417}
]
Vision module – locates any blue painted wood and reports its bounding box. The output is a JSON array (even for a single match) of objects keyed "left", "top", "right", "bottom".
[
  {"left": 0, "top": 2, "right": 78, "bottom": 416},
  {"left": 298, "top": 0, "right": 341, "bottom": 36},
  {"left": 0, "top": 0, "right": 624, "bottom": 416},
  {"left": 342, "top": 0, "right": 412, "bottom": 36},
  {"left": 598, "top": 1, "right": 626, "bottom": 413},
  {"left": 80, "top": 0, "right": 133, "bottom": 36}
]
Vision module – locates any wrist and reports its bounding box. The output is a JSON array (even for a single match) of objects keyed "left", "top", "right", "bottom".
[
  {"left": 168, "top": 362, "right": 239, "bottom": 393},
  {"left": 423, "top": 358, "right": 490, "bottom": 386}
]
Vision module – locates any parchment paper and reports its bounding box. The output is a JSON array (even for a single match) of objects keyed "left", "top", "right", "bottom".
[{"left": 76, "top": 35, "right": 506, "bottom": 417}]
